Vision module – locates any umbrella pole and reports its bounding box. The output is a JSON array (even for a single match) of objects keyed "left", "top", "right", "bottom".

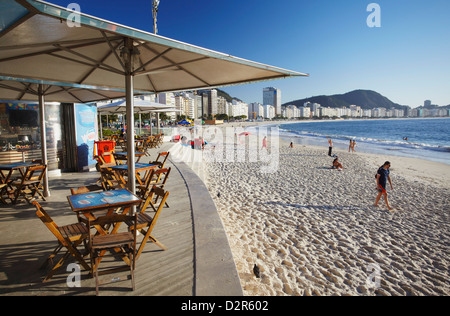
[
  {"left": 139, "top": 113, "right": 142, "bottom": 136},
  {"left": 124, "top": 38, "right": 136, "bottom": 197},
  {"left": 99, "top": 113, "right": 103, "bottom": 139},
  {"left": 38, "top": 85, "right": 50, "bottom": 197}
]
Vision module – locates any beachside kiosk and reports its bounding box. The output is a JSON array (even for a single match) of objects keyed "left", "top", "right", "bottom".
[{"left": 0, "top": 100, "right": 98, "bottom": 174}]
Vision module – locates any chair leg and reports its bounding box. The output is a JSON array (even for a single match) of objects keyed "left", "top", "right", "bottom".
[
  {"left": 41, "top": 243, "right": 63, "bottom": 270},
  {"left": 43, "top": 251, "right": 71, "bottom": 282},
  {"left": 130, "top": 252, "right": 135, "bottom": 291},
  {"left": 135, "top": 229, "right": 167, "bottom": 261},
  {"left": 95, "top": 256, "right": 100, "bottom": 296}
]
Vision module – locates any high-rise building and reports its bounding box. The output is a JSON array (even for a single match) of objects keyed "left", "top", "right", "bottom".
[
  {"left": 198, "top": 89, "right": 218, "bottom": 118},
  {"left": 263, "top": 87, "right": 281, "bottom": 116}
]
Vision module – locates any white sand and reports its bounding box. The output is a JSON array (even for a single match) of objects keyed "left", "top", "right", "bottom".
[{"left": 201, "top": 126, "right": 449, "bottom": 296}]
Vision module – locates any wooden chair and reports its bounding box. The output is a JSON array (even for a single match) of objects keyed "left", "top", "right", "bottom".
[
  {"left": 148, "top": 167, "right": 171, "bottom": 189},
  {"left": 127, "top": 186, "right": 169, "bottom": 260},
  {"left": 88, "top": 213, "right": 138, "bottom": 295},
  {"left": 0, "top": 183, "right": 7, "bottom": 204},
  {"left": 33, "top": 201, "right": 91, "bottom": 282},
  {"left": 138, "top": 168, "right": 170, "bottom": 204},
  {"left": 99, "top": 167, "right": 126, "bottom": 191},
  {"left": 10, "top": 164, "right": 47, "bottom": 204},
  {"left": 70, "top": 184, "right": 104, "bottom": 196},
  {"left": 150, "top": 152, "right": 169, "bottom": 169}
]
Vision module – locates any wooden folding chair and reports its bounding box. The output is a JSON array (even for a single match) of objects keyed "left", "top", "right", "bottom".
[
  {"left": 33, "top": 201, "right": 91, "bottom": 282},
  {"left": 70, "top": 184, "right": 104, "bottom": 195},
  {"left": 147, "top": 167, "right": 171, "bottom": 208},
  {"left": 137, "top": 168, "right": 170, "bottom": 205},
  {"left": 151, "top": 152, "right": 169, "bottom": 169},
  {"left": 88, "top": 213, "right": 137, "bottom": 295},
  {"left": 0, "top": 183, "right": 7, "bottom": 204},
  {"left": 99, "top": 167, "right": 126, "bottom": 190},
  {"left": 157, "top": 133, "right": 164, "bottom": 147},
  {"left": 127, "top": 186, "right": 169, "bottom": 260},
  {"left": 10, "top": 164, "right": 47, "bottom": 204}
]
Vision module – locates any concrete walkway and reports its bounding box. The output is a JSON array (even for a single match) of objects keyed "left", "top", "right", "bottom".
[{"left": 0, "top": 142, "right": 242, "bottom": 296}]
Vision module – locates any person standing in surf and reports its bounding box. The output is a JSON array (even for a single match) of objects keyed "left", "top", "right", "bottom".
[{"left": 374, "top": 161, "right": 393, "bottom": 211}]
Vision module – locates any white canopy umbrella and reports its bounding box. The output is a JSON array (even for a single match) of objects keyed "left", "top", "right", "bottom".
[
  {"left": 97, "top": 99, "right": 176, "bottom": 114},
  {"left": 0, "top": 0, "right": 308, "bottom": 195},
  {"left": 97, "top": 98, "right": 179, "bottom": 136}
]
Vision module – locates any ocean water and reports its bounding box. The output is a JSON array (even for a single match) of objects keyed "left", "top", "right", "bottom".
[{"left": 277, "top": 118, "right": 450, "bottom": 165}]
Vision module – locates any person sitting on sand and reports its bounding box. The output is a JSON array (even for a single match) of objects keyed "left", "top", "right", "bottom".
[
  {"left": 332, "top": 157, "right": 343, "bottom": 171},
  {"left": 289, "top": 142, "right": 294, "bottom": 148},
  {"left": 374, "top": 161, "right": 393, "bottom": 211}
]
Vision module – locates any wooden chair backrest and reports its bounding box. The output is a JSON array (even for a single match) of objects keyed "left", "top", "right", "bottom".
[
  {"left": 148, "top": 167, "right": 171, "bottom": 187},
  {"left": 88, "top": 213, "right": 138, "bottom": 249},
  {"left": 33, "top": 201, "right": 67, "bottom": 246},
  {"left": 139, "top": 185, "right": 169, "bottom": 214},
  {"left": 154, "top": 152, "right": 169, "bottom": 167},
  {"left": 71, "top": 185, "right": 103, "bottom": 195},
  {"left": 22, "top": 164, "right": 47, "bottom": 183}
]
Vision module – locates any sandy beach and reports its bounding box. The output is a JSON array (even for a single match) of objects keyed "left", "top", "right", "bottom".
[{"left": 201, "top": 122, "right": 449, "bottom": 296}]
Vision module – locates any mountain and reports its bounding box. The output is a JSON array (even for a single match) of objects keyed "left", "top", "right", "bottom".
[
  {"left": 216, "top": 88, "right": 242, "bottom": 103},
  {"left": 283, "top": 90, "right": 408, "bottom": 110}
]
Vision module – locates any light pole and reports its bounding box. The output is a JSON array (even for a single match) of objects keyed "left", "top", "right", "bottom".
[{"left": 152, "top": 0, "right": 160, "bottom": 35}]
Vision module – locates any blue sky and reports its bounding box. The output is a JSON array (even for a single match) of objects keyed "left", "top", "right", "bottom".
[{"left": 49, "top": 0, "right": 450, "bottom": 107}]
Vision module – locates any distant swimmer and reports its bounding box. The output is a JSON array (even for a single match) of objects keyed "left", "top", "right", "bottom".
[{"left": 403, "top": 137, "right": 408, "bottom": 141}]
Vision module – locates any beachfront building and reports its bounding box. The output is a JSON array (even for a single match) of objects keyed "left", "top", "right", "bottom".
[
  {"left": 248, "top": 102, "right": 264, "bottom": 119},
  {"left": 197, "top": 89, "right": 218, "bottom": 118},
  {"left": 157, "top": 92, "right": 177, "bottom": 120},
  {"left": 282, "top": 105, "right": 301, "bottom": 119},
  {"left": 229, "top": 100, "right": 249, "bottom": 119},
  {"left": 320, "top": 107, "right": 339, "bottom": 118},
  {"left": 349, "top": 105, "right": 362, "bottom": 117},
  {"left": 304, "top": 102, "right": 321, "bottom": 117},
  {"left": 299, "top": 105, "right": 311, "bottom": 118},
  {"left": 263, "top": 87, "right": 282, "bottom": 116},
  {"left": 217, "top": 96, "right": 229, "bottom": 117},
  {"left": 263, "top": 104, "right": 276, "bottom": 119},
  {"left": 362, "top": 109, "right": 372, "bottom": 117},
  {"left": 372, "top": 107, "right": 387, "bottom": 118}
]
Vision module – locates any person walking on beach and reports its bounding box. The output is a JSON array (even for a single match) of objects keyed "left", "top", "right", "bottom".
[
  {"left": 352, "top": 139, "right": 356, "bottom": 152},
  {"left": 261, "top": 136, "right": 267, "bottom": 150},
  {"left": 374, "top": 161, "right": 393, "bottom": 211},
  {"left": 327, "top": 136, "right": 333, "bottom": 156}
]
